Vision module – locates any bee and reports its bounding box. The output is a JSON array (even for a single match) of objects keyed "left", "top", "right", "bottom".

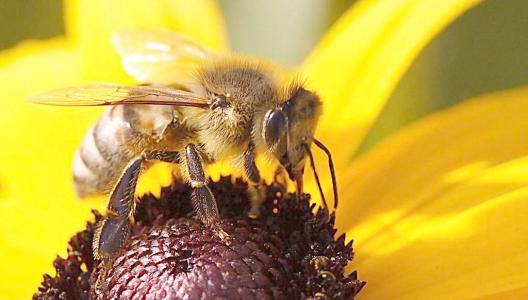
[{"left": 30, "top": 29, "right": 337, "bottom": 263}]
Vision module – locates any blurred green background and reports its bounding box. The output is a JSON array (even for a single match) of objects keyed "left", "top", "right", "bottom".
[{"left": 1, "top": 0, "right": 527, "bottom": 154}]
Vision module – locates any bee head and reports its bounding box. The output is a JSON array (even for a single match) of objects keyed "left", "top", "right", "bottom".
[{"left": 262, "top": 85, "right": 322, "bottom": 195}]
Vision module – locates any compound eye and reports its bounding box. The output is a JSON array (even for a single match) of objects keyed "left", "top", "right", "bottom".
[{"left": 263, "top": 109, "right": 287, "bottom": 146}]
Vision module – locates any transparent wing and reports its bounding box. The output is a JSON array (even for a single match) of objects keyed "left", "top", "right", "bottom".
[
  {"left": 112, "top": 29, "right": 215, "bottom": 83},
  {"left": 28, "top": 83, "right": 210, "bottom": 108}
]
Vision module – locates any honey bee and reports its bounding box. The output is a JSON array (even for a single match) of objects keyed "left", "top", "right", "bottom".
[{"left": 30, "top": 29, "right": 337, "bottom": 263}]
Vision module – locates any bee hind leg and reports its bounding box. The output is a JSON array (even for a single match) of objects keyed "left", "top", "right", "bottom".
[
  {"left": 94, "top": 151, "right": 181, "bottom": 263},
  {"left": 243, "top": 145, "right": 265, "bottom": 219},
  {"left": 92, "top": 155, "right": 144, "bottom": 294},
  {"left": 94, "top": 157, "right": 141, "bottom": 264},
  {"left": 184, "top": 144, "right": 230, "bottom": 242}
]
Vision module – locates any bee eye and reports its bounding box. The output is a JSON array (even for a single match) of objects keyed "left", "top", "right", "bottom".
[{"left": 263, "top": 109, "right": 287, "bottom": 146}]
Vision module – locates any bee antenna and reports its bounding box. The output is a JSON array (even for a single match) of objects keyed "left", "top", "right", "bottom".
[
  {"left": 304, "top": 144, "right": 328, "bottom": 209},
  {"left": 313, "top": 138, "right": 338, "bottom": 209}
]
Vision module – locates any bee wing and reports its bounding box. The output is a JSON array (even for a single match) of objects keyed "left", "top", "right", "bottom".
[
  {"left": 112, "top": 29, "right": 215, "bottom": 84},
  {"left": 28, "top": 83, "right": 210, "bottom": 108}
]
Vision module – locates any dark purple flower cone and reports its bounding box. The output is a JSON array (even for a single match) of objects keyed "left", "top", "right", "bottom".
[{"left": 34, "top": 177, "right": 365, "bottom": 299}]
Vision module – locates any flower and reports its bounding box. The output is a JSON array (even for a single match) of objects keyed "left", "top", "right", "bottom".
[
  {"left": 34, "top": 177, "right": 364, "bottom": 299},
  {"left": 2, "top": 0, "right": 528, "bottom": 299}
]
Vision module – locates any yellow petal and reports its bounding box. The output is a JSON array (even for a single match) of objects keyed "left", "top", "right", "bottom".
[
  {"left": 337, "top": 87, "right": 528, "bottom": 299},
  {"left": 0, "top": 40, "right": 104, "bottom": 298},
  {"left": 63, "top": 0, "right": 227, "bottom": 81},
  {"left": 302, "top": 0, "right": 483, "bottom": 169},
  {"left": 358, "top": 183, "right": 528, "bottom": 299}
]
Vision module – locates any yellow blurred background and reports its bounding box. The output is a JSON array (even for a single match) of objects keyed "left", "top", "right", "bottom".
[
  {"left": 0, "top": 0, "right": 528, "bottom": 299},
  {"left": 1, "top": 0, "right": 527, "bottom": 153}
]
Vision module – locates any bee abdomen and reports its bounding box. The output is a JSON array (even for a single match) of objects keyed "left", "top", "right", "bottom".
[{"left": 72, "top": 108, "right": 135, "bottom": 198}]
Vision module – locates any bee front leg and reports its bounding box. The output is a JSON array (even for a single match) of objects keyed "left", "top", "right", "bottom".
[
  {"left": 243, "top": 145, "right": 265, "bottom": 219},
  {"left": 184, "top": 144, "right": 229, "bottom": 241}
]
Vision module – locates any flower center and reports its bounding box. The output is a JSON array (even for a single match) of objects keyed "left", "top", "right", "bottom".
[
  {"left": 94, "top": 218, "right": 293, "bottom": 298},
  {"left": 34, "top": 177, "right": 365, "bottom": 299}
]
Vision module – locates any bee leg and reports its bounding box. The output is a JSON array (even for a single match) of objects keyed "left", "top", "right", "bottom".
[
  {"left": 144, "top": 150, "right": 182, "bottom": 163},
  {"left": 185, "top": 144, "right": 229, "bottom": 242},
  {"left": 273, "top": 166, "right": 288, "bottom": 190},
  {"left": 94, "top": 151, "right": 181, "bottom": 263},
  {"left": 93, "top": 157, "right": 143, "bottom": 265},
  {"left": 243, "top": 145, "right": 265, "bottom": 219}
]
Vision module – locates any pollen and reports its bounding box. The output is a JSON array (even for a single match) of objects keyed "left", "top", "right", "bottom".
[{"left": 34, "top": 177, "right": 364, "bottom": 299}]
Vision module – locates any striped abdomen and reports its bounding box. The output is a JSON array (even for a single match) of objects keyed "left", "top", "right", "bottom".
[{"left": 72, "top": 105, "right": 175, "bottom": 198}]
